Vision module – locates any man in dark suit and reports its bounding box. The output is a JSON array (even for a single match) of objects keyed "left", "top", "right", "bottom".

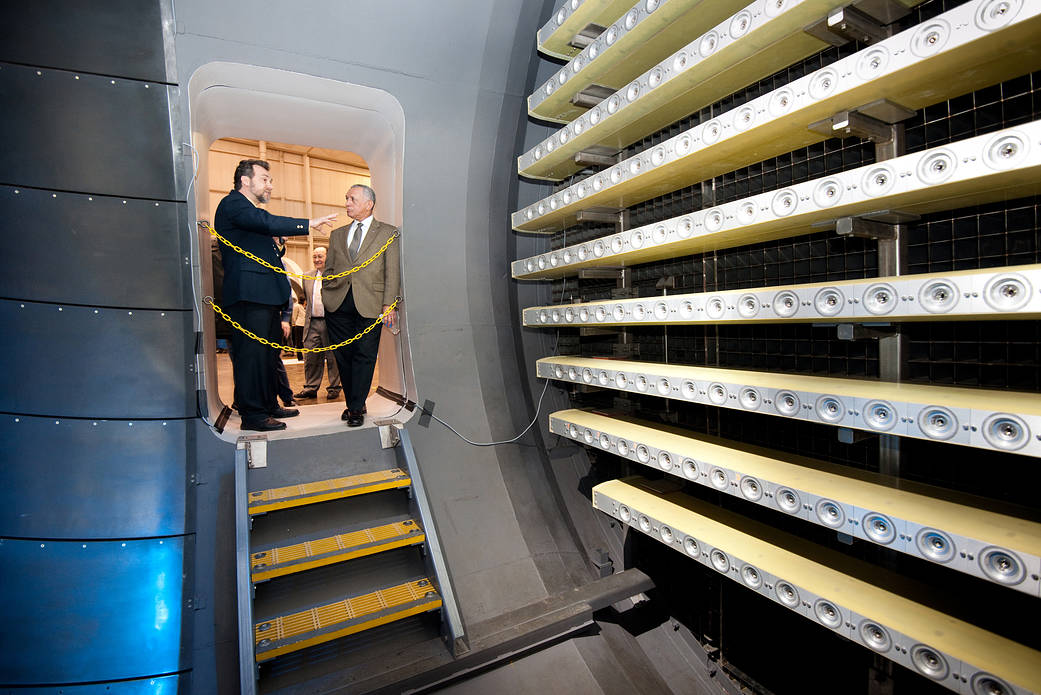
[
  {"left": 216, "top": 159, "right": 337, "bottom": 431},
  {"left": 293, "top": 246, "right": 342, "bottom": 400},
  {"left": 322, "top": 184, "right": 401, "bottom": 427}
]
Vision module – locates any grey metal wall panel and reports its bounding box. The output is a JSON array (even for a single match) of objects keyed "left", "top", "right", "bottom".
[
  {"left": 0, "top": 537, "right": 188, "bottom": 684},
  {"left": 0, "top": 0, "right": 169, "bottom": 83},
  {"left": 0, "top": 417, "right": 190, "bottom": 539},
  {"left": 1, "top": 300, "right": 194, "bottom": 419},
  {"left": 0, "top": 187, "right": 188, "bottom": 308},
  {"left": 11, "top": 674, "right": 186, "bottom": 693},
  {"left": 0, "top": 63, "right": 179, "bottom": 200}
]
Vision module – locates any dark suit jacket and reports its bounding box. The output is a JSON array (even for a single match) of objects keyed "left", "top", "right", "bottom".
[
  {"left": 322, "top": 219, "right": 401, "bottom": 318},
  {"left": 215, "top": 189, "right": 310, "bottom": 306}
]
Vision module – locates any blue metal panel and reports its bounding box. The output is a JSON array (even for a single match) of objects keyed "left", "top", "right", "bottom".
[
  {"left": 9, "top": 674, "right": 186, "bottom": 693},
  {"left": 0, "top": 0, "right": 170, "bottom": 83},
  {"left": 0, "top": 537, "right": 188, "bottom": 684},
  {"left": 0, "top": 62, "right": 180, "bottom": 200},
  {"left": 0, "top": 187, "right": 188, "bottom": 309},
  {"left": 0, "top": 300, "right": 194, "bottom": 419},
  {"left": 0, "top": 417, "right": 190, "bottom": 539}
]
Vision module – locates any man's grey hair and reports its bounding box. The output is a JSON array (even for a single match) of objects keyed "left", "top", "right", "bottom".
[{"left": 350, "top": 183, "right": 376, "bottom": 209}]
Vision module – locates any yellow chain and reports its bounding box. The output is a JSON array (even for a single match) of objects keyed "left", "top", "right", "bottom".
[
  {"left": 206, "top": 297, "right": 399, "bottom": 353},
  {"left": 207, "top": 223, "right": 398, "bottom": 281}
]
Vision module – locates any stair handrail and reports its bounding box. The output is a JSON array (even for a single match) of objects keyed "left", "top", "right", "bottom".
[{"left": 398, "top": 428, "right": 468, "bottom": 654}]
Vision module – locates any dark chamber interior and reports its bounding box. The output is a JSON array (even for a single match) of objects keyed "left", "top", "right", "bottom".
[{"left": 543, "top": 0, "right": 1041, "bottom": 692}]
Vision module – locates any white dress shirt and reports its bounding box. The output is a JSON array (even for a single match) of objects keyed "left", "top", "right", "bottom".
[{"left": 346, "top": 214, "right": 373, "bottom": 252}]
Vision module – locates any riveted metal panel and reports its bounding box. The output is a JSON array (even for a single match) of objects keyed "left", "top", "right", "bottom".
[
  {"left": 0, "top": 0, "right": 169, "bottom": 83},
  {"left": 0, "top": 63, "right": 180, "bottom": 200},
  {"left": 0, "top": 187, "right": 188, "bottom": 309},
  {"left": 13, "top": 674, "right": 186, "bottom": 693},
  {"left": 0, "top": 300, "right": 194, "bottom": 419},
  {"left": 0, "top": 537, "right": 189, "bottom": 684},
  {"left": 0, "top": 416, "right": 190, "bottom": 539}
]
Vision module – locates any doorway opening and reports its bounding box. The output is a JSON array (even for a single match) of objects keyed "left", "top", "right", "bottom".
[{"left": 189, "top": 62, "right": 415, "bottom": 440}]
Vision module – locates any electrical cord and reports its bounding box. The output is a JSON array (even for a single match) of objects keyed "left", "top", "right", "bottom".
[{"left": 419, "top": 275, "right": 565, "bottom": 447}]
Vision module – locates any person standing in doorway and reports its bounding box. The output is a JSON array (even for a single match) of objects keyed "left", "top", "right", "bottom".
[
  {"left": 322, "top": 184, "right": 400, "bottom": 427},
  {"left": 294, "top": 246, "right": 342, "bottom": 400},
  {"left": 216, "top": 159, "right": 336, "bottom": 431}
]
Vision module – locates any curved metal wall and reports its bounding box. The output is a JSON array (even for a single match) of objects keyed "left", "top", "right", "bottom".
[{"left": 1, "top": 0, "right": 193, "bottom": 687}]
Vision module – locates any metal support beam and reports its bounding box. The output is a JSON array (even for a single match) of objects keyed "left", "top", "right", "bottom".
[
  {"left": 574, "top": 148, "right": 619, "bottom": 168},
  {"left": 576, "top": 207, "right": 623, "bottom": 224},
  {"left": 826, "top": 4, "right": 889, "bottom": 44}
]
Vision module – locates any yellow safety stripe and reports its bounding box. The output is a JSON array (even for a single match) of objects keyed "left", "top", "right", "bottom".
[
  {"left": 254, "top": 578, "right": 442, "bottom": 661},
  {"left": 248, "top": 468, "right": 410, "bottom": 515},
  {"left": 251, "top": 519, "right": 425, "bottom": 582}
]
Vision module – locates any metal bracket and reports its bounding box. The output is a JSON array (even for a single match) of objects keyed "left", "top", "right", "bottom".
[
  {"left": 378, "top": 423, "right": 402, "bottom": 449},
  {"left": 835, "top": 216, "right": 897, "bottom": 240},
  {"left": 575, "top": 207, "right": 623, "bottom": 224},
  {"left": 837, "top": 323, "right": 896, "bottom": 341},
  {"left": 837, "top": 427, "right": 873, "bottom": 444},
  {"left": 237, "top": 436, "right": 268, "bottom": 469},
  {"left": 591, "top": 549, "right": 614, "bottom": 578},
  {"left": 809, "top": 102, "right": 914, "bottom": 144},
  {"left": 568, "top": 23, "right": 606, "bottom": 51},
  {"left": 574, "top": 146, "right": 619, "bottom": 168},
  {"left": 571, "top": 83, "right": 615, "bottom": 109},
  {"left": 804, "top": 1, "right": 900, "bottom": 46}
]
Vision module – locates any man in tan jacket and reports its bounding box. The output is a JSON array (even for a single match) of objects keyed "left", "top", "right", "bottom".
[{"left": 322, "top": 184, "right": 401, "bottom": 426}]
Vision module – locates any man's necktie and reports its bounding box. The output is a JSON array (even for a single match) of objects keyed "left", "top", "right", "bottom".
[{"left": 349, "top": 222, "right": 364, "bottom": 261}]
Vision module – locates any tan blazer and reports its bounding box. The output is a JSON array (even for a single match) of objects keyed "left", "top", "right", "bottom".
[{"left": 322, "top": 219, "right": 402, "bottom": 318}]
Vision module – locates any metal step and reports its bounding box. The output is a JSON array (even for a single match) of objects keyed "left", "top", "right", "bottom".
[
  {"left": 248, "top": 468, "right": 411, "bottom": 515},
  {"left": 251, "top": 518, "right": 425, "bottom": 583},
  {"left": 254, "top": 577, "right": 443, "bottom": 662}
]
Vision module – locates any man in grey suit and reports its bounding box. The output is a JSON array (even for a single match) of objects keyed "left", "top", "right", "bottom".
[
  {"left": 323, "top": 184, "right": 401, "bottom": 427},
  {"left": 294, "top": 247, "right": 342, "bottom": 400}
]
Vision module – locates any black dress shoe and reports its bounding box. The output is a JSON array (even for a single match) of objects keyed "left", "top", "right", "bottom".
[
  {"left": 294, "top": 389, "right": 318, "bottom": 399},
  {"left": 282, "top": 399, "right": 298, "bottom": 407},
  {"left": 327, "top": 388, "right": 342, "bottom": 398},
  {"left": 270, "top": 407, "right": 299, "bottom": 418},
  {"left": 347, "top": 411, "right": 364, "bottom": 427},
  {"left": 241, "top": 417, "right": 287, "bottom": 431}
]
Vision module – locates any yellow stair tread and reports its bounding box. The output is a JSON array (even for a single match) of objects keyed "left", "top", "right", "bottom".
[
  {"left": 254, "top": 578, "right": 442, "bottom": 662},
  {"left": 248, "top": 468, "right": 411, "bottom": 514},
  {"left": 251, "top": 519, "right": 426, "bottom": 582}
]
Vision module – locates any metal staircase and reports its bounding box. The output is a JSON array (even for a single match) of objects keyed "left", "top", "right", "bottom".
[{"left": 235, "top": 428, "right": 464, "bottom": 693}]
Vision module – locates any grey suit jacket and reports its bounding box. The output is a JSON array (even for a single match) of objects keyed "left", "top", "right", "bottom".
[{"left": 322, "top": 219, "right": 401, "bottom": 319}]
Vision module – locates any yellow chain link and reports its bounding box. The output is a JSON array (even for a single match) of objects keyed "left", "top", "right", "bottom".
[
  {"left": 207, "top": 223, "right": 398, "bottom": 281},
  {"left": 206, "top": 297, "right": 399, "bottom": 353}
]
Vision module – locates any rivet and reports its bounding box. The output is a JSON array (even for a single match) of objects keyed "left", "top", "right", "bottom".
[
  {"left": 40, "top": 543, "right": 45, "bottom": 548},
  {"left": 88, "top": 197, "right": 93, "bottom": 201},
  {"left": 94, "top": 309, "right": 98, "bottom": 314},
  {"left": 82, "top": 544, "right": 87, "bottom": 548},
  {"left": 55, "top": 420, "right": 60, "bottom": 424},
  {"left": 36, "top": 71, "right": 41, "bottom": 75},
  {"left": 52, "top": 193, "right": 56, "bottom": 198},
  {"left": 110, "top": 80, "right": 116, "bottom": 84},
  {"left": 128, "top": 422, "right": 134, "bottom": 427},
  {"left": 58, "top": 307, "right": 62, "bottom": 311},
  {"left": 14, "top": 418, "right": 19, "bottom": 423},
  {"left": 122, "top": 200, "right": 127, "bottom": 204},
  {"left": 121, "top": 542, "right": 126, "bottom": 547},
  {"left": 145, "top": 84, "right": 150, "bottom": 89},
  {"left": 92, "top": 422, "right": 98, "bottom": 426},
  {"left": 13, "top": 190, "right": 19, "bottom": 194},
  {"left": 128, "top": 311, "right": 133, "bottom": 315}
]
